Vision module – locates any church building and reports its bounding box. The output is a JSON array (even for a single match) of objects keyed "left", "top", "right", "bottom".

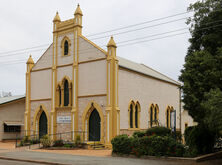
[{"left": 24, "top": 4, "right": 181, "bottom": 147}]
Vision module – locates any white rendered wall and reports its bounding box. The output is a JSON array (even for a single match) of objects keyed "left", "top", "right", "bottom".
[
  {"left": 31, "top": 70, "right": 52, "bottom": 100},
  {"left": 32, "top": 45, "right": 53, "bottom": 70},
  {"left": 78, "top": 60, "right": 107, "bottom": 96},
  {"left": 79, "top": 37, "right": 106, "bottom": 62}
]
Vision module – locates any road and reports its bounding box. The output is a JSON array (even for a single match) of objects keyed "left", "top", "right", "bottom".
[
  {"left": 0, "top": 150, "right": 221, "bottom": 165},
  {"left": 0, "top": 159, "right": 42, "bottom": 165}
]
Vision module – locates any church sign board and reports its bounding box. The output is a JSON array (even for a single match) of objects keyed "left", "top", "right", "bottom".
[{"left": 57, "top": 116, "right": 71, "bottom": 123}]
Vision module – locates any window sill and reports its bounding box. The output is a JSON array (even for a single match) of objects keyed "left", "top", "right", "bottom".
[
  {"left": 128, "top": 128, "right": 140, "bottom": 131},
  {"left": 56, "top": 106, "right": 72, "bottom": 111}
]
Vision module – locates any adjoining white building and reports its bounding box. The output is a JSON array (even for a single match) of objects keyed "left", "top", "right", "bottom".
[{"left": 0, "top": 95, "right": 25, "bottom": 141}]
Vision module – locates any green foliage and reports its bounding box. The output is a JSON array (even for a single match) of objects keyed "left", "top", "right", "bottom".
[
  {"left": 132, "top": 131, "right": 146, "bottom": 138},
  {"left": 146, "top": 126, "right": 171, "bottom": 136},
  {"left": 184, "top": 125, "right": 216, "bottom": 155},
  {"left": 179, "top": 0, "right": 222, "bottom": 153},
  {"left": 75, "top": 134, "right": 81, "bottom": 145},
  {"left": 40, "top": 135, "right": 52, "bottom": 148},
  {"left": 23, "top": 136, "right": 30, "bottom": 143},
  {"left": 63, "top": 143, "right": 71, "bottom": 148},
  {"left": 53, "top": 140, "right": 64, "bottom": 147},
  {"left": 111, "top": 134, "right": 132, "bottom": 154},
  {"left": 179, "top": 0, "right": 222, "bottom": 124},
  {"left": 111, "top": 133, "right": 185, "bottom": 157},
  {"left": 201, "top": 88, "right": 222, "bottom": 134}
]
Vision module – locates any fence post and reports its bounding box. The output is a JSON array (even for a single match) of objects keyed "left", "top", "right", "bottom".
[{"left": 15, "top": 133, "right": 17, "bottom": 148}]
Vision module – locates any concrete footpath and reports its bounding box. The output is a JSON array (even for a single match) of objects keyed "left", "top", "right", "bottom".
[{"left": 0, "top": 150, "right": 221, "bottom": 165}]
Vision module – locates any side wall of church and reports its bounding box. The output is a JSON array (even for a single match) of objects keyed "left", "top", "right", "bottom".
[{"left": 118, "top": 68, "right": 180, "bottom": 134}]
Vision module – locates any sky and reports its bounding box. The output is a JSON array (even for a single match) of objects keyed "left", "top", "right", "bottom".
[{"left": 0, "top": 0, "right": 198, "bottom": 95}]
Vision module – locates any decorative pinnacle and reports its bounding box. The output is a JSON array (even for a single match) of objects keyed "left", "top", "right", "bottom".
[
  {"left": 27, "top": 55, "right": 34, "bottom": 64},
  {"left": 74, "top": 4, "right": 83, "bottom": 16},
  {"left": 53, "top": 11, "right": 61, "bottom": 22},
  {"left": 107, "top": 36, "right": 117, "bottom": 48}
]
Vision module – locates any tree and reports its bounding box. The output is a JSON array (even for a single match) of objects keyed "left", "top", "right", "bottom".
[
  {"left": 179, "top": 0, "right": 222, "bottom": 125},
  {"left": 201, "top": 88, "right": 222, "bottom": 135}
]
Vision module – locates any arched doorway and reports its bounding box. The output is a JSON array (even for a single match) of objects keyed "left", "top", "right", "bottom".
[
  {"left": 89, "top": 109, "right": 101, "bottom": 141},
  {"left": 39, "top": 111, "right": 48, "bottom": 138}
]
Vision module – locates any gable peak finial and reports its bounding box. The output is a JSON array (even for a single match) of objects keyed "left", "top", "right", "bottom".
[
  {"left": 53, "top": 11, "right": 61, "bottom": 22},
  {"left": 74, "top": 4, "right": 83, "bottom": 16},
  {"left": 107, "top": 36, "right": 117, "bottom": 48}
]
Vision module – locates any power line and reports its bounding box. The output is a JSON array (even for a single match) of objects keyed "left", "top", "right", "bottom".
[
  {"left": 0, "top": 12, "right": 192, "bottom": 55},
  {"left": 1, "top": 20, "right": 222, "bottom": 61},
  {"left": 85, "top": 11, "right": 192, "bottom": 37}
]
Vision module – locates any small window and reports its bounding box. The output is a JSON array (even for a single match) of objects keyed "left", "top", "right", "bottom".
[
  {"left": 4, "top": 124, "right": 21, "bottom": 133},
  {"left": 150, "top": 106, "right": 153, "bottom": 127},
  {"left": 130, "top": 104, "right": 133, "bottom": 128},
  {"left": 64, "top": 40, "right": 69, "bottom": 55},
  {"left": 64, "top": 80, "right": 69, "bottom": 106},
  {"left": 185, "top": 123, "right": 188, "bottom": 129},
  {"left": 59, "top": 86, "right": 61, "bottom": 106},
  {"left": 135, "top": 104, "right": 138, "bottom": 128}
]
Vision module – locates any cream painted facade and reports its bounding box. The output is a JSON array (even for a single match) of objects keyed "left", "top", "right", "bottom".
[
  {"left": 25, "top": 5, "right": 183, "bottom": 146},
  {"left": 0, "top": 96, "right": 25, "bottom": 141}
]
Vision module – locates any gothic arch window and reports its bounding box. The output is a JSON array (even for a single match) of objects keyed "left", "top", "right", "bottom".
[
  {"left": 56, "top": 76, "right": 72, "bottom": 107},
  {"left": 166, "top": 106, "right": 173, "bottom": 128},
  {"left": 149, "top": 104, "right": 159, "bottom": 127},
  {"left": 61, "top": 36, "right": 71, "bottom": 56},
  {"left": 64, "top": 40, "right": 69, "bottom": 55},
  {"left": 135, "top": 101, "right": 140, "bottom": 128},
  {"left": 64, "top": 79, "right": 69, "bottom": 106},
  {"left": 130, "top": 103, "right": 133, "bottom": 128},
  {"left": 128, "top": 100, "right": 140, "bottom": 129}
]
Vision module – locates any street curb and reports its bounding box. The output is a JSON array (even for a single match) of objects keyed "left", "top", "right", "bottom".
[
  {"left": 0, "top": 156, "right": 72, "bottom": 165},
  {"left": 112, "top": 150, "right": 222, "bottom": 162},
  {"left": 112, "top": 153, "right": 196, "bottom": 162}
]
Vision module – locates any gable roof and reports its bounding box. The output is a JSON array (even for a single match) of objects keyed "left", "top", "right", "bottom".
[
  {"left": 0, "top": 95, "right": 25, "bottom": 106},
  {"left": 118, "top": 56, "right": 180, "bottom": 86}
]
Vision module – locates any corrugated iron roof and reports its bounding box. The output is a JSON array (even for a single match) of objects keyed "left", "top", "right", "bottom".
[
  {"left": 0, "top": 95, "right": 25, "bottom": 105},
  {"left": 118, "top": 56, "right": 180, "bottom": 86}
]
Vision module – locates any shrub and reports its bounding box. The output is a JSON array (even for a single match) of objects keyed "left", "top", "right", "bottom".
[
  {"left": 130, "top": 135, "right": 185, "bottom": 157},
  {"left": 53, "top": 140, "right": 64, "bottom": 147},
  {"left": 132, "top": 131, "right": 146, "bottom": 138},
  {"left": 111, "top": 134, "right": 132, "bottom": 154},
  {"left": 146, "top": 127, "right": 171, "bottom": 137},
  {"left": 23, "top": 136, "right": 30, "bottom": 143},
  {"left": 40, "top": 135, "right": 52, "bottom": 148},
  {"left": 63, "top": 143, "right": 71, "bottom": 148},
  {"left": 75, "top": 134, "right": 81, "bottom": 145},
  {"left": 184, "top": 125, "right": 216, "bottom": 155}
]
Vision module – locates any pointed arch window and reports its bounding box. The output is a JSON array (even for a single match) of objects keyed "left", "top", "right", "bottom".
[
  {"left": 64, "top": 80, "right": 69, "bottom": 106},
  {"left": 135, "top": 104, "right": 138, "bottom": 128},
  {"left": 59, "top": 85, "right": 61, "bottom": 106},
  {"left": 128, "top": 100, "right": 140, "bottom": 129},
  {"left": 149, "top": 104, "right": 159, "bottom": 127},
  {"left": 130, "top": 104, "right": 133, "bottom": 128},
  {"left": 166, "top": 106, "right": 173, "bottom": 128},
  {"left": 64, "top": 40, "right": 69, "bottom": 55},
  {"left": 61, "top": 36, "right": 71, "bottom": 56}
]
